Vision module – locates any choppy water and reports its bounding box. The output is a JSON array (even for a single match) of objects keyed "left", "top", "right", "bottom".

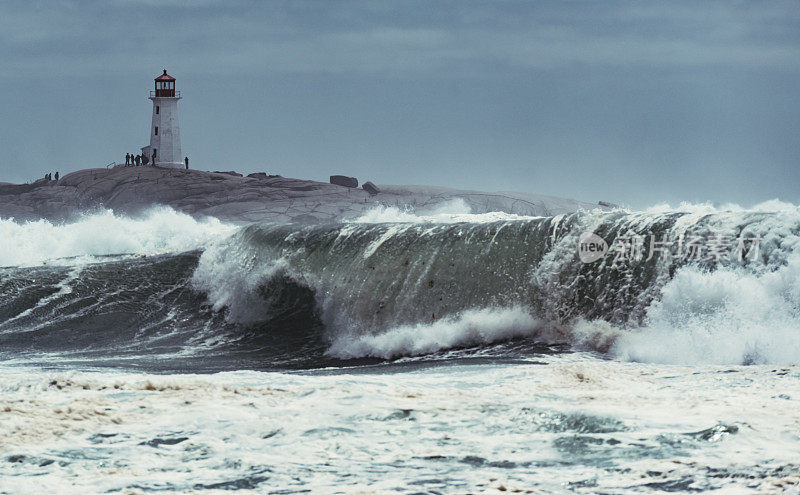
[{"left": 1, "top": 203, "right": 799, "bottom": 493}]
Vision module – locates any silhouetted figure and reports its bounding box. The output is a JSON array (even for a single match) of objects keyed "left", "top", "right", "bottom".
[
  {"left": 55, "top": 171, "right": 59, "bottom": 181},
  {"left": 125, "top": 153, "right": 130, "bottom": 166},
  {"left": 135, "top": 155, "right": 141, "bottom": 166},
  {"left": 44, "top": 173, "right": 48, "bottom": 181},
  {"left": 152, "top": 150, "right": 157, "bottom": 166},
  {"left": 185, "top": 156, "right": 189, "bottom": 170}
]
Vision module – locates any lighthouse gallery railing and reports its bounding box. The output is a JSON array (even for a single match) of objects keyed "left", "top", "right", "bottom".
[{"left": 149, "top": 91, "right": 181, "bottom": 98}]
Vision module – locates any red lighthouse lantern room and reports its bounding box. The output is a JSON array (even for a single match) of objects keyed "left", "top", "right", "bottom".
[{"left": 154, "top": 70, "right": 176, "bottom": 97}]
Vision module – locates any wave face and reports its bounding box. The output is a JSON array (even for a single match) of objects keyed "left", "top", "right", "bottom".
[
  {"left": 1, "top": 203, "right": 799, "bottom": 368},
  {"left": 191, "top": 202, "right": 800, "bottom": 365}
]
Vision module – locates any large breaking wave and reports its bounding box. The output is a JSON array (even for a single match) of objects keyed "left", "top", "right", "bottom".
[
  {"left": 0, "top": 206, "right": 235, "bottom": 266},
  {"left": 0, "top": 201, "right": 798, "bottom": 368}
]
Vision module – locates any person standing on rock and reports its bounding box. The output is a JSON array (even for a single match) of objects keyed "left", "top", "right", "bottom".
[
  {"left": 55, "top": 171, "right": 59, "bottom": 181},
  {"left": 135, "top": 155, "right": 140, "bottom": 166},
  {"left": 185, "top": 157, "right": 189, "bottom": 170},
  {"left": 126, "top": 153, "right": 130, "bottom": 166}
]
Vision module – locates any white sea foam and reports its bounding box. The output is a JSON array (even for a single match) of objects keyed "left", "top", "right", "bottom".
[
  {"left": 608, "top": 255, "right": 800, "bottom": 365},
  {"left": 1, "top": 357, "right": 798, "bottom": 494},
  {"left": 350, "top": 198, "right": 534, "bottom": 224},
  {"left": 603, "top": 202, "right": 800, "bottom": 365},
  {"left": 644, "top": 198, "right": 800, "bottom": 215},
  {"left": 0, "top": 207, "right": 237, "bottom": 267},
  {"left": 327, "top": 307, "right": 543, "bottom": 359}
]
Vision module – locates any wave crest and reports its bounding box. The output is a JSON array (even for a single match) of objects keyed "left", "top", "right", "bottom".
[
  {"left": 349, "top": 198, "right": 534, "bottom": 224},
  {"left": 0, "top": 207, "right": 236, "bottom": 267}
]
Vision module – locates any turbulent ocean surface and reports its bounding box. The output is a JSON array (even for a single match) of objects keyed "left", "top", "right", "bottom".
[{"left": 1, "top": 202, "right": 799, "bottom": 494}]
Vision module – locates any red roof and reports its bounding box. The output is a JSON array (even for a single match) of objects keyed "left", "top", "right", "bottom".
[{"left": 155, "top": 69, "right": 175, "bottom": 81}]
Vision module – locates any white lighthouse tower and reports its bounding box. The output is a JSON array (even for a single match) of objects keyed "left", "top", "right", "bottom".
[{"left": 141, "top": 69, "right": 182, "bottom": 168}]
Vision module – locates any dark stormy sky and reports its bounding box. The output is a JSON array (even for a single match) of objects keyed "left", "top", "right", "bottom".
[{"left": 1, "top": 0, "right": 798, "bottom": 208}]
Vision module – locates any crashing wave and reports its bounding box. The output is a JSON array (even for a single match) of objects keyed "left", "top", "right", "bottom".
[
  {"left": 1, "top": 201, "right": 799, "bottom": 366},
  {"left": 0, "top": 206, "right": 235, "bottom": 267},
  {"left": 190, "top": 201, "right": 800, "bottom": 365}
]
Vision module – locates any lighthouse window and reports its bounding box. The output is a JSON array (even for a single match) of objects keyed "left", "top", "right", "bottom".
[
  {"left": 156, "top": 106, "right": 159, "bottom": 114},
  {"left": 155, "top": 126, "right": 158, "bottom": 135}
]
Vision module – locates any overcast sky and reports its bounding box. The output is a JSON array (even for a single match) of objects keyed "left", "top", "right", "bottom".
[{"left": 1, "top": 0, "right": 798, "bottom": 208}]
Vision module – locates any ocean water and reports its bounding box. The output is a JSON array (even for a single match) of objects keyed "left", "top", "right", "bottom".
[{"left": 1, "top": 203, "right": 799, "bottom": 494}]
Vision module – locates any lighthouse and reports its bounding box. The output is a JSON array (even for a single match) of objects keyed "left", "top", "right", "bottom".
[{"left": 141, "top": 70, "right": 182, "bottom": 168}]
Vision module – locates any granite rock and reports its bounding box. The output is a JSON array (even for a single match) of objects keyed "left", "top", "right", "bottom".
[
  {"left": 0, "top": 165, "right": 601, "bottom": 224},
  {"left": 330, "top": 175, "right": 358, "bottom": 188},
  {"left": 362, "top": 181, "right": 380, "bottom": 196}
]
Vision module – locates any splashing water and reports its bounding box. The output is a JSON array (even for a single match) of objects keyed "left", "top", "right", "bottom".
[{"left": 0, "top": 207, "right": 236, "bottom": 267}]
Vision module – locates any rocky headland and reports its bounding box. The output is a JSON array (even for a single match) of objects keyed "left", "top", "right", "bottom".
[{"left": 0, "top": 165, "right": 601, "bottom": 224}]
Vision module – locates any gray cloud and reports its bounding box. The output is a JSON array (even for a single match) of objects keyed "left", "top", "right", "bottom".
[
  {"left": 2, "top": 1, "right": 799, "bottom": 78},
  {"left": 1, "top": 0, "right": 798, "bottom": 208}
]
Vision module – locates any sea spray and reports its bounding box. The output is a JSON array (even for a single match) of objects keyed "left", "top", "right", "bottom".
[
  {"left": 609, "top": 253, "right": 800, "bottom": 365},
  {"left": 0, "top": 206, "right": 236, "bottom": 267},
  {"left": 349, "top": 197, "right": 535, "bottom": 224},
  {"left": 326, "top": 306, "right": 544, "bottom": 359}
]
